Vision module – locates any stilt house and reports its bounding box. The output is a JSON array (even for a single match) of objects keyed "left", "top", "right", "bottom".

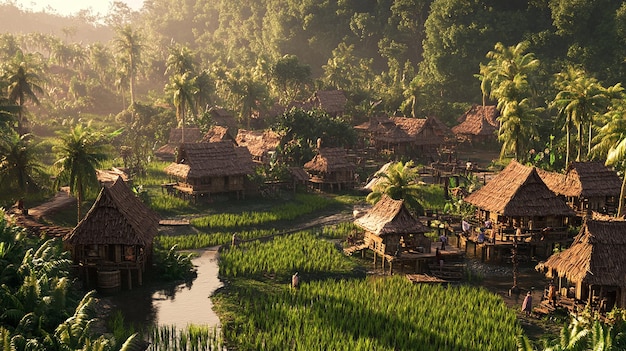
[
  {"left": 63, "top": 177, "right": 160, "bottom": 290},
  {"left": 538, "top": 161, "right": 622, "bottom": 217},
  {"left": 464, "top": 160, "right": 575, "bottom": 257},
  {"left": 452, "top": 105, "right": 499, "bottom": 143},
  {"left": 304, "top": 147, "right": 356, "bottom": 191},
  {"left": 354, "top": 195, "right": 430, "bottom": 262},
  {"left": 236, "top": 129, "right": 282, "bottom": 164},
  {"left": 537, "top": 216, "right": 626, "bottom": 311},
  {"left": 164, "top": 141, "right": 256, "bottom": 200},
  {"left": 155, "top": 128, "right": 203, "bottom": 161}
]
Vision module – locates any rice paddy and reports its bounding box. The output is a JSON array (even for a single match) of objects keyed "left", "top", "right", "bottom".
[{"left": 215, "top": 232, "right": 522, "bottom": 351}]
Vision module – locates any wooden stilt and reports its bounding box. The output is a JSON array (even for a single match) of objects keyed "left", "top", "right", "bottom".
[{"left": 127, "top": 269, "right": 132, "bottom": 290}]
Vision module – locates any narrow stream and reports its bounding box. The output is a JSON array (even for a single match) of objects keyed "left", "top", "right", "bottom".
[{"left": 107, "top": 247, "right": 223, "bottom": 329}]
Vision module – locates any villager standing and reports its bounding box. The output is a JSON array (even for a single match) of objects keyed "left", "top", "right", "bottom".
[
  {"left": 521, "top": 291, "right": 533, "bottom": 316},
  {"left": 292, "top": 272, "right": 299, "bottom": 289},
  {"left": 231, "top": 232, "right": 240, "bottom": 247},
  {"left": 547, "top": 281, "right": 557, "bottom": 307},
  {"left": 462, "top": 220, "right": 471, "bottom": 236},
  {"left": 436, "top": 248, "right": 443, "bottom": 271},
  {"left": 439, "top": 232, "right": 448, "bottom": 250}
]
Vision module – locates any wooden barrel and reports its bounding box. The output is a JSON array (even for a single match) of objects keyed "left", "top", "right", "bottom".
[{"left": 97, "top": 270, "right": 121, "bottom": 289}]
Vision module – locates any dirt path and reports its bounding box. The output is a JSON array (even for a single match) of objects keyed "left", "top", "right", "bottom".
[{"left": 27, "top": 188, "right": 76, "bottom": 219}]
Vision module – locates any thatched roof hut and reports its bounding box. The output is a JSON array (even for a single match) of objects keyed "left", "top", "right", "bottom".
[
  {"left": 310, "top": 90, "right": 347, "bottom": 116},
  {"left": 464, "top": 160, "right": 574, "bottom": 218},
  {"left": 64, "top": 177, "right": 160, "bottom": 290},
  {"left": 202, "top": 125, "right": 235, "bottom": 143},
  {"left": 236, "top": 129, "right": 282, "bottom": 164},
  {"left": 304, "top": 147, "right": 356, "bottom": 191},
  {"left": 154, "top": 128, "right": 203, "bottom": 160},
  {"left": 452, "top": 105, "right": 499, "bottom": 143},
  {"left": 65, "top": 177, "right": 159, "bottom": 247},
  {"left": 538, "top": 215, "right": 626, "bottom": 308},
  {"left": 538, "top": 161, "right": 622, "bottom": 216},
  {"left": 164, "top": 141, "right": 255, "bottom": 198},
  {"left": 355, "top": 195, "right": 430, "bottom": 258},
  {"left": 209, "top": 107, "right": 238, "bottom": 130},
  {"left": 355, "top": 195, "right": 428, "bottom": 236}
]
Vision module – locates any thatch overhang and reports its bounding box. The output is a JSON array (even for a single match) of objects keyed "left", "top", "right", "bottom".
[
  {"left": 354, "top": 195, "right": 427, "bottom": 236},
  {"left": 64, "top": 177, "right": 160, "bottom": 247},
  {"left": 236, "top": 129, "right": 282, "bottom": 158},
  {"left": 209, "top": 107, "right": 238, "bottom": 130},
  {"left": 202, "top": 125, "right": 235, "bottom": 143},
  {"left": 164, "top": 141, "right": 256, "bottom": 179},
  {"left": 464, "top": 160, "right": 574, "bottom": 217},
  {"left": 311, "top": 90, "right": 347, "bottom": 115},
  {"left": 304, "top": 147, "right": 356, "bottom": 173},
  {"left": 97, "top": 167, "right": 129, "bottom": 185},
  {"left": 155, "top": 128, "right": 203, "bottom": 158},
  {"left": 539, "top": 216, "right": 626, "bottom": 286},
  {"left": 539, "top": 161, "right": 622, "bottom": 198},
  {"left": 452, "top": 105, "right": 499, "bottom": 137}
]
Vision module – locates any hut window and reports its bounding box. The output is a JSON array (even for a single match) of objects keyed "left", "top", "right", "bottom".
[
  {"left": 124, "top": 246, "right": 135, "bottom": 261},
  {"left": 87, "top": 244, "right": 99, "bottom": 257}
]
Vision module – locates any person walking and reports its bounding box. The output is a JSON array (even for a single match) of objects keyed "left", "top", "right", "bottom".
[
  {"left": 439, "top": 232, "right": 448, "bottom": 250},
  {"left": 521, "top": 291, "right": 533, "bottom": 316}
]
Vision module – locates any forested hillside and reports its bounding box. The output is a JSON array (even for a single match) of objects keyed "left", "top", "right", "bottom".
[{"left": 2, "top": 0, "right": 626, "bottom": 202}]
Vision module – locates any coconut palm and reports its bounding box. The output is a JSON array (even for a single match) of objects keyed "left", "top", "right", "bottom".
[
  {"left": 6, "top": 51, "right": 44, "bottom": 135},
  {"left": 479, "top": 41, "right": 540, "bottom": 161},
  {"left": 366, "top": 161, "right": 425, "bottom": 215},
  {"left": 114, "top": 25, "right": 142, "bottom": 106},
  {"left": 497, "top": 98, "right": 541, "bottom": 161},
  {"left": 165, "top": 72, "right": 198, "bottom": 142},
  {"left": 54, "top": 124, "right": 108, "bottom": 222},
  {"left": 551, "top": 67, "right": 617, "bottom": 162},
  {"left": 0, "top": 131, "right": 45, "bottom": 197},
  {"left": 165, "top": 45, "right": 196, "bottom": 77}
]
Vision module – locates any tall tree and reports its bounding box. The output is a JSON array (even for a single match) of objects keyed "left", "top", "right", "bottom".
[
  {"left": 550, "top": 67, "right": 621, "bottom": 162},
  {"left": 479, "top": 41, "right": 541, "bottom": 161},
  {"left": 5, "top": 51, "right": 44, "bottom": 135},
  {"left": 366, "top": 161, "right": 425, "bottom": 215},
  {"left": 114, "top": 25, "right": 142, "bottom": 106},
  {"left": 54, "top": 124, "right": 108, "bottom": 222},
  {"left": 165, "top": 72, "right": 198, "bottom": 142},
  {"left": 0, "top": 131, "right": 44, "bottom": 197}
]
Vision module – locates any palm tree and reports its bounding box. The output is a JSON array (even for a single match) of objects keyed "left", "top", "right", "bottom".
[
  {"left": 366, "top": 161, "right": 425, "bottom": 215},
  {"left": 402, "top": 76, "right": 427, "bottom": 118},
  {"left": 6, "top": 51, "right": 44, "bottom": 135},
  {"left": 479, "top": 41, "right": 540, "bottom": 161},
  {"left": 165, "top": 45, "right": 196, "bottom": 77},
  {"left": 54, "top": 124, "right": 108, "bottom": 222},
  {"left": 497, "top": 98, "right": 541, "bottom": 161},
  {"left": 165, "top": 72, "right": 198, "bottom": 142},
  {"left": 114, "top": 25, "right": 142, "bottom": 106},
  {"left": 0, "top": 131, "right": 45, "bottom": 197},
  {"left": 228, "top": 72, "right": 269, "bottom": 129}
]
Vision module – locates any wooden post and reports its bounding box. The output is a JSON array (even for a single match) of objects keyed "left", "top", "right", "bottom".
[
  {"left": 138, "top": 267, "right": 143, "bottom": 286},
  {"left": 127, "top": 269, "right": 132, "bottom": 290}
]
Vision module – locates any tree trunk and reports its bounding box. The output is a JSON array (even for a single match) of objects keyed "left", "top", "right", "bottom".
[
  {"left": 565, "top": 122, "right": 570, "bottom": 166},
  {"left": 618, "top": 172, "right": 626, "bottom": 218},
  {"left": 577, "top": 125, "right": 583, "bottom": 162}
]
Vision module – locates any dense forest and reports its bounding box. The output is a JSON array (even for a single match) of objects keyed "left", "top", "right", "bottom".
[{"left": 2, "top": 0, "right": 626, "bottom": 199}]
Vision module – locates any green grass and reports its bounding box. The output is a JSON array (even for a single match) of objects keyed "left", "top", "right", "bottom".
[{"left": 215, "top": 232, "right": 522, "bottom": 351}]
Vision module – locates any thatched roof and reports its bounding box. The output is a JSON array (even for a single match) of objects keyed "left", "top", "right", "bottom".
[
  {"left": 289, "top": 167, "right": 310, "bottom": 182},
  {"left": 464, "top": 160, "right": 574, "bottom": 217},
  {"left": 539, "top": 216, "right": 626, "bottom": 285},
  {"left": 209, "top": 107, "right": 238, "bottom": 130},
  {"left": 236, "top": 129, "right": 282, "bottom": 158},
  {"left": 64, "top": 177, "right": 159, "bottom": 246},
  {"left": 354, "top": 195, "right": 427, "bottom": 236},
  {"left": 167, "top": 128, "right": 203, "bottom": 144},
  {"left": 164, "top": 141, "right": 255, "bottom": 179},
  {"left": 202, "top": 125, "right": 235, "bottom": 143},
  {"left": 538, "top": 161, "right": 622, "bottom": 198},
  {"left": 310, "top": 90, "right": 347, "bottom": 115},
  {"left": 304, "top": 147, "right": 355, "bottom": 173},
  {"left": 155, "top": 128, "right": 203, "bottom": 158},
  {"left": 363, "top": 117, "right": 448, "bottom": 145},
  {"left": 97, "top": 167, "right": 129, "bottom": 185},
  {"left": 452, "top": 105, "right": 499, "bottom": 137}
]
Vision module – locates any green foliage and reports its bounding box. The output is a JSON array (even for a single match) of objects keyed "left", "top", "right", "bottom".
[
  {"left": 219, "top": 231, "right": 358, "bottom": 280},
  {"left": 156, "top": 229, "right": 278, "bottom": 250},
  {"left": 152, "top": 244, "right": 197, "bottom": 282},
  {"left": 218, "top": 275, "right": 521, "bottom": 351},
  {"left": 190, "top": 193, "right": 337, "bottom": 229},
  {"left": 366, "top": 161, "right": 426, "bottom": 215},
  {"left": 146, "top": 324, "right": 223, "bottom": 351}
]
